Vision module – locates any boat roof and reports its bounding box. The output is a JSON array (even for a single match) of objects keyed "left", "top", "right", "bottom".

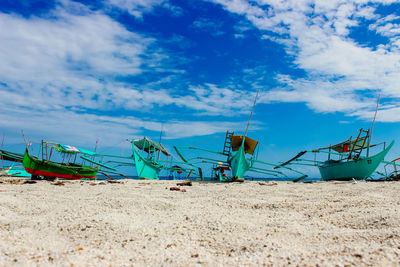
[
  {"left": 134, "top": 137, "right": 170, "bottom": 156},
  {"left": 313, "top": 136, "right": 371, "bottom": 153},
  {"left": 230, "top": 135, "right": 258, "bottom": 155},
  {"left": 52, "top": 143, "right": 97, "bottom": 156}
]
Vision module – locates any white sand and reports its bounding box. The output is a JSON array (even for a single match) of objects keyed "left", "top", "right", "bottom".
[{"left": 0, "top": 177, "right": 399, "bottom": 266}]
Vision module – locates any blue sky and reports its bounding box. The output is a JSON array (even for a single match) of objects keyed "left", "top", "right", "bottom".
[{"left": 1, "top": 0, "right": 400, "bottom": 176}]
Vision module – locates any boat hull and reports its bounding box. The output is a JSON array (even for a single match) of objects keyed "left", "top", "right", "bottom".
[
  {"left": 132, "top": 147, "right": 162, "bottom": 180},
  {"left": 318, "top": 141, "right": 394, "bottom": 181},
  {"left": 23, "top": 150, "right": 98, "bottom": 179},
  {"left": 229, "top": 143, "right": 250, "bottom": 180}
]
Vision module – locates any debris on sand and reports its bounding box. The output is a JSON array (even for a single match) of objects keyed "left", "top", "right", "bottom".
[
  {"left": 177, "top": 181, "right": 192, "bottom": 186},
  {"left": 258, "top": 182, "right": 277, "bottom": 186}
]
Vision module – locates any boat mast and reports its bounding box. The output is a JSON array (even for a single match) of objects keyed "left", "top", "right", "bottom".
[
  {"left": 1, "top": 134, "right": 4, "bottom": 168},
  {"left": 367, "top": 94, "right": 380, "bottom": 157},
  {"left": 21, "top": 130, "right": 29, "bottom": 152},
  {"left": 158, "top": 124, "right": 163, "bottom": 161},
  {"left": 244, "top": 89, "right": 260, "bottom": 139}
]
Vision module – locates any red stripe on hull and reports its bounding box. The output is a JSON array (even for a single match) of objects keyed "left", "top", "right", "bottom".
[{"left": 25, "top": 168, "right": 95, "bottom": 180}]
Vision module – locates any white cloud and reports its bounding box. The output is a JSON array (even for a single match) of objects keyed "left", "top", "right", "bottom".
[
  {"left": 0, "top": 2, "right": 152, "bottom": 113},
  {"left": 105, "top": 0, "right": 182, "bottom": 18},
  {"left": 0, "top": 101, "right": 245, "bottom": 146},
  {"left": 210, "top": 0, "right": 400, "bottom": 122},
  {"left": 0, "top": 0, "right": 257, "bottom": 144}
]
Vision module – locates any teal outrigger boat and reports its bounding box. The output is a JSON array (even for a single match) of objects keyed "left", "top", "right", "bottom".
[
  {"left": 277, "top": 128, "right": 394, "bottom": 181},
  {"left": 174, "top": 90, "right": 308, "bottom": 182},
  {"left": 277, "top": 94, "right": 393, "bottom": 181},
  {"left": 125, "top": 137, "right": 202, "bottom": 180},
  {"left": 175, "top": 130, "right": 307, "bottom": 182},
  {"left": 93, "top": 137, "right": 202, "bottom": 180},
  {"left": 131, "top": 137, "right": 168, "bottom": 179}
]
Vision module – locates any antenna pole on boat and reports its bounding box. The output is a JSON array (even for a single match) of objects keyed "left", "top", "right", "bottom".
[
  {"left": 1, "top": 133, "right": 4, "bottom": 168},
  {"left": 244, "top": 89, "right": 260, "bottom": 138},
  {"left": 21, "top": 129, "right": 29, "bottom": 152},
  {"left": 367, "top": 94, "right": 380, "bottom": 157},
  {"left": 94, "top": 139, "right": 99, "bottom": 153},
  {"left": 158, "top": 124, "right": 163, "bottom": 161}
]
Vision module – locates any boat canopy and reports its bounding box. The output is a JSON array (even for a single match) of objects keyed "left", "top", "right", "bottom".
[
  {"left": 230, "top": 135, "right": 258, "bottom": 155},
  {"left": 134, "top": 137, "right": 170, "bottom": 156},
  {"left": 313, "top": 137, "right": 371, "bottom": 153},
  {"left": 52, "top": 143, "right": 97, "bottom": 156}
]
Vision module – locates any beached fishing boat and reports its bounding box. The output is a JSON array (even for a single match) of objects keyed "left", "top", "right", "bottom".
[
  {"left": 130, "top": 137, "right": 167, "bottom": 180},
  {"left": 174, "top": 91, "right": 307, "bottom": 182},
  {"left": 128, "top": 137, "right": 202, "bottom": 180},
  {"left": 21, "top": 138, "right": 121, "bottom": 180},
  {"left": 277, "top": 129, "right": 394, "bottom": 181},
  {"left": 175, "top": 130, "right": 307, "bottom": 182},
  {"left": 277, "top": 95, "right": 393, "bottom": 181},
  {"left": 23, "top": 142, "right": 101, "bottom": 179},
  {"left": 23, "top": 148, "right": 99, "bottom": 179}
]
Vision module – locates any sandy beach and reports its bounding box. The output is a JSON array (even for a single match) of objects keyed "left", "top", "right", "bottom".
[{"left": 0, "top": 177, "right": 399, "bottom": 266}]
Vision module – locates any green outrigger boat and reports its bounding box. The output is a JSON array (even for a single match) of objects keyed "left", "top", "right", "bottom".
[
  {"left": 22, "top": 141, "right": 116, "bottom": 180},
  {"left": 23, "top": 149, "right": 98, "bottom": 179}
]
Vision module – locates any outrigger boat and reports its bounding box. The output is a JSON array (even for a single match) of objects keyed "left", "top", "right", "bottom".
[
  {"left": 102, "top": 137, "right": 203, "bottom": 180},
  {"left": 277, "top": 95, "right": 393, "bottom": 181},
  {"left": 175, "top": 131, "right": 307, "bottom": 182},
  {"left": 131, "top": 137, "right": 169, "bottom": 180},
  {"left": 277, "top": 128, "right": 393, "bottom": 181},
  {"left": 23, "top": 140, "right": 116, "bottom": 180},
  {"left": 174, "top": 91, "right": 308, "bottom": 182},
  {"left": 129, "top": 137, "right": 202, "bottom": 180}
]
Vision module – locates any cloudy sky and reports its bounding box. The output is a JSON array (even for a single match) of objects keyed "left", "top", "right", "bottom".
[{"left": 1, "top": 0, "right": 400, "bottom": 175}]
